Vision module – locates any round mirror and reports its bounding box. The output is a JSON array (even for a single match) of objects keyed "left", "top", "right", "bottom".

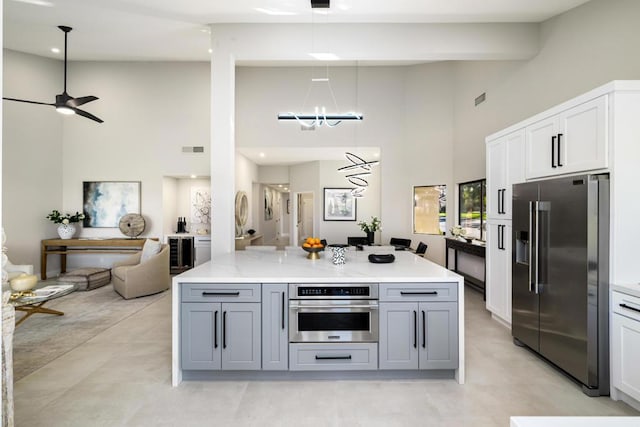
[{"left": 235, "top": 191, "right": 248, "bottom": 229}]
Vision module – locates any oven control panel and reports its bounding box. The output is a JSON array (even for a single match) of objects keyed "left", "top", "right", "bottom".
[{"left": 290, "top": 283, "right": 378, "bottom": 299}]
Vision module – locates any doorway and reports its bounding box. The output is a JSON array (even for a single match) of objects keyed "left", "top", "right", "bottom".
[{"left": 294, "top": 192, "right": 314, "bottom": 245}]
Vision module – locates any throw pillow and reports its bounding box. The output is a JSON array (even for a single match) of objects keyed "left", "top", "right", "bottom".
[{"left": 140, "top": 239, "right": 162, "bottom": 263}]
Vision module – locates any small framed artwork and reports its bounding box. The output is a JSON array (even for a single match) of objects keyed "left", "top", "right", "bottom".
[
  {"left": 323, "top": 188, "right": 357, "bottom": 221},
  {"left": 83, "top": 181, "right": 141, "bottom": 228}
]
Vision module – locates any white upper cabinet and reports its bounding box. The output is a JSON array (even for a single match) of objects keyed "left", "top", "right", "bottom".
[
  {"left": 525, "top": 95, "right": 608, "bottom": 179},
  {"left": 486, "top": 129, "right": 525, "bottom": 220}
]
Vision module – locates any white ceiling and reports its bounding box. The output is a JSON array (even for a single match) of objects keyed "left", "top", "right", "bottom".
[{"left": 4, "top": 0, "right": 591, "bottom": 62}]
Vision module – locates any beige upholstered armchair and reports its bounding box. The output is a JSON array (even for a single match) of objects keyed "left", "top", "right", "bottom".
[{"left": 112, "top": 243, "right": 170, "bottom": 299}]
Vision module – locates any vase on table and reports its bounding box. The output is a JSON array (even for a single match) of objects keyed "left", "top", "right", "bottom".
[
  {"left": 366, "top": 232, "right": 374, "bottom": 245},
  {"left": 57, "top": 223, "right": 76, "bottom": 239}
]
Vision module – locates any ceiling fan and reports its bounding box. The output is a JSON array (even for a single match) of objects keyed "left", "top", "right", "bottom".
[{"left": 2, "top": 26, "right": 103, "bottom": 123}]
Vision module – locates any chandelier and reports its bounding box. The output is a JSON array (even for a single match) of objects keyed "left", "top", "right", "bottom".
[
  {"left": 277, "top": 77, "right": 363, "bottom": 128},
  {"left": 338, "top": 152, "right": 379, "bottom": 197}
]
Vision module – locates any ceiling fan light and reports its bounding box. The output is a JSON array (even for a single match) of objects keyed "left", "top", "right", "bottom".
[{"left": 56, "top": 106, "right": 75, "bottom": 115}]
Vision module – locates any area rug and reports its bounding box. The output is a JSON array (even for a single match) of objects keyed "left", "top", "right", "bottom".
[{"left": 12, "top": 284, "right": 167, "bottom": 381}]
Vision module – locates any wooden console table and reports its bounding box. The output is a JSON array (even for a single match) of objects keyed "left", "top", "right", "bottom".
[
  {"left": 445, "top": 238, "right": 486, "bottom": 299},
  {"left": 40, "top": 238, "right": 150, "bottom": 280}
]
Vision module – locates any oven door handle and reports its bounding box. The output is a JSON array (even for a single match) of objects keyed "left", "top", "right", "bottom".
[{"left": 289, "top": 304, "right": 378, "bottom": 310}]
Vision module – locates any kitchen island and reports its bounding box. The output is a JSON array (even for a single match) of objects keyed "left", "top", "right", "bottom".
[{"left": 172, "top": 250, "right": 464, "bottom": 386}]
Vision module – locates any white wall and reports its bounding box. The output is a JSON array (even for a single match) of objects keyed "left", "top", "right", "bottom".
[
  {"left": 61, "top": 61, "right": 211, "bottom": 241},
  {"left": 2, "top": 50, "right": 64, "bottom": 274},
  {"left": 162, "top": 176, "right": 178, "bottom": 236}
]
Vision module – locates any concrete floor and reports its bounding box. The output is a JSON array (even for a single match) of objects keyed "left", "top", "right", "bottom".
[{"left": 13, "top": 288, "right": 638, "bottom": 426}]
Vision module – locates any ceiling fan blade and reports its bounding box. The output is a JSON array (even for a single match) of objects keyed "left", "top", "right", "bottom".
[
  {"left": 3, "top": 97, "right": 54, "bottom": 106},
  {"left": 67, "top": 95, "right": 98, "bottom": 108},
  {"left": 71, "top": 107, "right": 104, "bottom": 123}
]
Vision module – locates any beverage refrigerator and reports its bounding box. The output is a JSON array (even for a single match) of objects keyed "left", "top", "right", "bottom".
[{"left": 512, "top": 174, "right": 609, "bottom": 396}]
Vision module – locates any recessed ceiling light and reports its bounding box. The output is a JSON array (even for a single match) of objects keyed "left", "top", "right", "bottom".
[
  {"left": 208, "top": 48, "right": 212, "bottom": 54},
  {"left": 259, "top": 152, "right": 265, "bottom": 158},
  {"left": 309, "top": 53, "right": 340, "bottom": 61},
  {"left": 311, "top": 78, "right": 329, "bottom": 82},
  {"left": 200, "top": 28, "right": 210, "bottom": 34},
  {"left": 254, "top": 7, "right": 297, "bottom": 16},
  {"left": 284, "top": 188, "right": 289, "bottom": 191},
  {"left": 51, "top": 47, "right": 60, "bottom": 54},
  {"left": 190, "top": 174, "right": 197, "bottom": 179}
]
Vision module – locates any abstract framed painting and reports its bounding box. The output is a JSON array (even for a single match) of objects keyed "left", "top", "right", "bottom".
[
  {"left": 323, "top": 188, "right": 357, "bottom": 221},
  {"left": 83, "top": 181, "right": 141, "bottom": 228}
]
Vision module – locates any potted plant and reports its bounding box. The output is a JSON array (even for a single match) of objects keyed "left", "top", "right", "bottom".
[
  {"left": 358, "top": 216, "right": 381, "bottom": 245},
  {"left": 46, "top": 210, "right": 85, "bottom": 239}
]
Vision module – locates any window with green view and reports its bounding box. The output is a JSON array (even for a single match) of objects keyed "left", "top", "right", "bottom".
[{"left": 458, "top": 179, "right": 486, "bottom": 240}]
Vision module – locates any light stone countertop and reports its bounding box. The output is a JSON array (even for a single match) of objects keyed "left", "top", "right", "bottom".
[
  {"left": 511, "top": 417, "right": 639, "bottom": 426},
  {"left": 173, "top": 250, "right": 462, "bottom": 284},
  {"left": 612, "top": 283, "right": 640, "bottom": 299}
]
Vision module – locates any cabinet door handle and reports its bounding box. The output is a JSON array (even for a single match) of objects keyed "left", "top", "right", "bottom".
[
  {"left": 401, "top": 291, "right": 438, "bottom": 296},
  {"left": 557, "top": 133, "right": 563, "bottom": 167},
  {"left": 497, "top": 189, "right": 502, "bottom": 214},
  {"left": 501, "top": 225, "right": 506, "bottom": 250},
  {"left": 222, "top": 311, "right": 227, "bottom": 349},
  {"left": 497, "top": 224, "right": 502, "bottom": 250},
  {"left": 202, "top": 291, "right": 240, "bottom": 297},
  {"left": 620, "top": 303, "right": 640, "bottom": 314},
  {"left": 413, "top": 310, "right": 418, "bottom": 349},
  {"left": 214, "top": 310, "right": 218, "bottom": 349},
  {"left": 315, "top": 355, "right": 352, "bottom": 360},
  {"left": 281, "top": 292, "right": 286, "bottom": 330},
  {"left": 551, "top": 135, "right": 557, "bottom": 168},
  {"left": 422, "top": 310, "right": 426, "bottom": 349},
  {"left": 501, "top": 189, "right": 506, "bottom": 214}
]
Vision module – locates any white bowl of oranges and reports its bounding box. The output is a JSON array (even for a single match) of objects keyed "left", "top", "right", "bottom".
[{"left": 302, "top": 237, "right": 324, "bottom": 259}]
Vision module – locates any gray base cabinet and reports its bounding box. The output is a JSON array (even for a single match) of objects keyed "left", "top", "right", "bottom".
[
  {"left": 379, "top": 283, "right": 458, "bottom": 370},
  {"left": 181, "top": 284, "right": 261, "bottom": 371},
  {"left": 262, "top": 284, "right": 288, "bottom": 370}
]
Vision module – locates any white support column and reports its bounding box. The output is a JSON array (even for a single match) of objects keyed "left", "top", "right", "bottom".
[{"left": 210, "top": 32, "right": 236, "bottom": 256}]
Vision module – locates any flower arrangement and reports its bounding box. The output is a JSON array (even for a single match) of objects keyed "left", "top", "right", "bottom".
[
  {"left": 450, "top": 225, "right": 466, "bottom": 238},
  {"left": 46, "top": 210, "right": 85, "bottom": 224},
  {"left": 358, "top": 216, "right": 381, "bottom": 233}
]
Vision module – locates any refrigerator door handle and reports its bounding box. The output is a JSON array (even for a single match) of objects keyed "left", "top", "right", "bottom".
[
  {"left": 534, "top": 201, "right": 542, "bottom": 295},
  {"left": 528, "top": 201, "right": 535, "bottom": 293}
]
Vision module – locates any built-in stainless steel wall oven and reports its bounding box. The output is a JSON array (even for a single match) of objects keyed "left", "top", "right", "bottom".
[{"left": 289, "top": 283, "right": 379, "bottom": 343}]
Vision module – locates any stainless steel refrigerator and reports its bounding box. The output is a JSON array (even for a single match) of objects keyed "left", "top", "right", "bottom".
[{"left": 512, "top": 174, "right": 609, "bottom": 396}]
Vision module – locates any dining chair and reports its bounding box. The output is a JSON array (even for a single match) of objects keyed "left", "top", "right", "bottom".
[
  {"left": 389, "top": 237, "right": 412, "bottom": 250},
  {"left": 415, "top": 241, "right": 428, "bottom": 257}
]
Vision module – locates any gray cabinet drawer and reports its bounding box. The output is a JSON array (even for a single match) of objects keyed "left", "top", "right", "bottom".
[
  {"left": 379, "top": 283, "right": 457, "bottom": 302},
  {"left": 181, "top": 283, "right": 261, "bottom": 303},
  {"left": 289, "top": 343, "right": 378, "bottom": 371}
]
